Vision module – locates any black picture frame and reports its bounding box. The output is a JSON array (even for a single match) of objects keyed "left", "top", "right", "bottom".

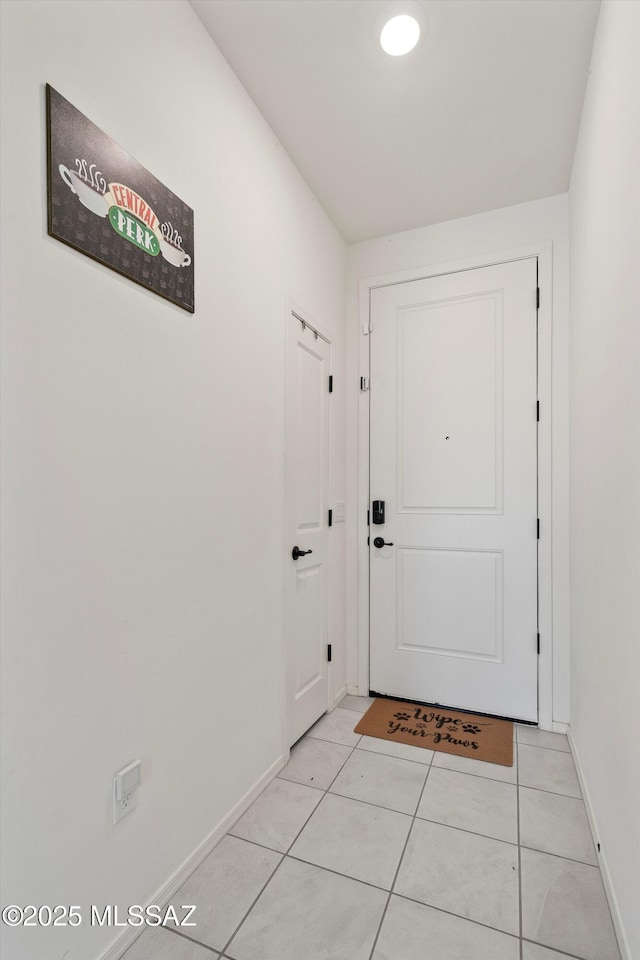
[{"left": 46, "top": 84, "right": 195, "bottom": 314}]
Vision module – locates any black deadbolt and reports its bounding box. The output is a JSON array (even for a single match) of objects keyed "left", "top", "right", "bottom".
[{"left": 372, "top": 500, "right": 385, "bottom": 524}]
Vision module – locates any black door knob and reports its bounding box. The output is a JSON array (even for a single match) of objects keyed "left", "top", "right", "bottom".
[
  {"left": 291, "top": 546, "right": 313, "bottom": 560},
  {"left": 373, "top": 537, "right": 394, "bottom": 548}
]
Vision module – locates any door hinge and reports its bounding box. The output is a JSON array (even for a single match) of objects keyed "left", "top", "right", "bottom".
[
  {"left": 537, "top": 518, "right": 540, "bottom": 539},
  {"left": 536, "top": 287, "right": 540, "bottom": 309},
  {"left": 327, "top": 644, "right": 332, "bottom": 663},
  {"left": 537, "top": 633, "right": 541, "bottom": 655},
  {"left": 367, "top": 509, "right": 370, "bottom": 526},
  {"left": 367, "top": 535, "right": 370, "bottom": 546},
  {"left": 328, "top": 375, "right": 333, "bottom": 393},
  {"left": 360, "top": 377, "right": 369, "bottom": 392},
  {"left": 328, "top": 509, "right": 333, "bottom": 527},
  {"left": 536, "top": 400, "right": 540, "bottom": 422}
]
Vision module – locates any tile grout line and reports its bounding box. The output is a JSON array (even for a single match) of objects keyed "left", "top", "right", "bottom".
[
  {"left": 324, "top": 739, "right": 360, "bottom": 791},
  {"left": 387, "top": 809, "right": 518, "bottom": 845},
  {"left": 276, "top": 774, "right": 326, "bottom": 793},
  {"left": 353, "top": 743, "right": 436, "bottom": 767},
  {"left": 516, "top": 731, "right": 571, "bottom": 754},
  {"left": 161, "top": 924, "right": 221, "bottom": 954},
  {"left": 389, "top": 890, "right": 524, "bottom": 943},
  {"left": 282, "top": 792, "right": 330, "bottom": 857},
  {"left": 518, "top": 844, "right": 603, "bottom": 869},
  {"left": 522, "top": 937, "right": 590, "bottom": 959},
  {"left": 280, "top": 735, "right": 359, "bottom": 791},
  {"left": 327, "top": 786, "right": 432, "bottom": 819},
  {"left": 431, "top": 755, "right": 519, "bottom": 782},
  {"left": 518, "top": 781, "right": 583, "bottom": 801},
  {"left": 306, "top": 733, "right": 363, "bottom": 749},
  {"left": 517, "top": 740, "right": 524, "bottom": 960},
  {"left": 284, "top": 852, "right": 402, "bottom": 895},
  {"left": 218, "top": 851, "right": 287, "bottom": 958},
  {"left": 276, "top": 768, "right": 328, "bottom": 792},
  {"left": 366, "top": 748, "right": 436, "bottom": 960}
]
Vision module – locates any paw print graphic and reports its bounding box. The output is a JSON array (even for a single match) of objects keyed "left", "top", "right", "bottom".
[
  {"left": 447, "top": 725, "right": 458, "bottom": 732},
  {"left": 394, "top": 711, "right": 411, "bottom": 721},
  {"left": 461, "top": 723, "right": 482, "bottom": 735}
]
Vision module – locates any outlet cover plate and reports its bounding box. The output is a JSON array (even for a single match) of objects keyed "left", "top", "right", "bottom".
[{"left": 113, "top": 779, "right": 137, "bottom": 825}]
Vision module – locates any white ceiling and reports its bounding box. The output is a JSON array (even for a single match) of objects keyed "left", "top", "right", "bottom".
[{"left": 189, "top": 0, "right": 600, "bottom": 243}]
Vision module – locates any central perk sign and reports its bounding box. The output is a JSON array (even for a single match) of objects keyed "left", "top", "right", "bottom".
[{"left": 46, "top": 85, "right": 195, "bottom": 313}]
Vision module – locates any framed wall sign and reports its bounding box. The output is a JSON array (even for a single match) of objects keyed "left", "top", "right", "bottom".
[{"left": 46, "top": 84, "right": 194, "bottom": 313}]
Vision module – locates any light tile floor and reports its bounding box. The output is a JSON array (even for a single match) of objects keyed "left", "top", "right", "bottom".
[{"left": 123, "top": 698, "right": 621, "bottom": 960}]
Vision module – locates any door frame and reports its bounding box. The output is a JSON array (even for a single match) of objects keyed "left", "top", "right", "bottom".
[
  {"left": 284, "top": 299, "right": 333, "bottom": 748},
  {"left": 355, "top": 242, "right": 554, "bottom": 729}
]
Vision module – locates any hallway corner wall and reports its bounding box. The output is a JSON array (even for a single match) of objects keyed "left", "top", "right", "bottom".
[{"left": 568, "top": 2, "right": 640, "bottom": 957}]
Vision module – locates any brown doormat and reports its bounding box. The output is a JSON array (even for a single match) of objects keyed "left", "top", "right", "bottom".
[{"left": 354, "top": 698, "right": 513, "bottom": 767}]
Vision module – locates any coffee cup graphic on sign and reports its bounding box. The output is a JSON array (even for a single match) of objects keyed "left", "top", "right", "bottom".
[
  {"left": 159, "top": 222, "right": 191, "bottom": 268},
  {"left": 59, "top": 160, "right": 109, "bottom": 217}
]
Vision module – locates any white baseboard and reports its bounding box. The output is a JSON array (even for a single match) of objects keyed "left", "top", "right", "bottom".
[
  {"left": 550, "top": 720, "right": 569, "bottom": 734},
  {"left": 332, "top": 685, "right": 347, "bottom": 709},
  {"left": 567, "top": 728, "right": 630, "bottom": 960},
  {"left": 346, "top": 684, "right": 361, "bottom": 696},
  {"left": 100, "top": 754, "right": 286, "bottom": 960}
]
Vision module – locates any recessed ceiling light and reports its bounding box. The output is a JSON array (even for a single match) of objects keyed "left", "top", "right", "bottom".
[{"left": 380, "top": 14, "right": 421, "bottom": 56}]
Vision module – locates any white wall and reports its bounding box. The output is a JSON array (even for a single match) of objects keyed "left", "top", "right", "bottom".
[
  {"left": 568, "top": 2, "right": 640, "bottom": 957},
  {"left": 346, "top": 195, "right": 571, "bottom": 727},
  {"left": 0, "top": 2, "right": 345, "bottom": 959}
]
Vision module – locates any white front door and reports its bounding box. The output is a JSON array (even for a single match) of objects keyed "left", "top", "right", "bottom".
[
  {"left": 369, "top": 259, "right": 538, "bottom": 721},
  {"left": 286, "top": 312, "right": 331, "bottom": 745}
]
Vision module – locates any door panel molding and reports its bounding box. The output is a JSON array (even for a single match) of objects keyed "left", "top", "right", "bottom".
[
  {"left": 356, "top": 242, "right": 554, "bottom": 729},
  {"left": 396, "top": 546, "right": 505, "bottom": 662},
  {"left": 396, "top": 290, "right": 505, "bottom": 514}
]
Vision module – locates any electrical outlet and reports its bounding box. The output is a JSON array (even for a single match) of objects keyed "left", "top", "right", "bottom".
[{"left": 113, "top": 778, "right": 137, "bottom": 825}]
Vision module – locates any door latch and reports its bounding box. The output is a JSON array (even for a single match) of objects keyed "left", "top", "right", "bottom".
[{"left": 291, "top": 546, "right": 313, "bottom": 560}]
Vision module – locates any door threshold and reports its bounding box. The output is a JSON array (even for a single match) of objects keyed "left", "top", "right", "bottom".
[{"left": 368, "top": 690, "right": 537, "bottom": 726}]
